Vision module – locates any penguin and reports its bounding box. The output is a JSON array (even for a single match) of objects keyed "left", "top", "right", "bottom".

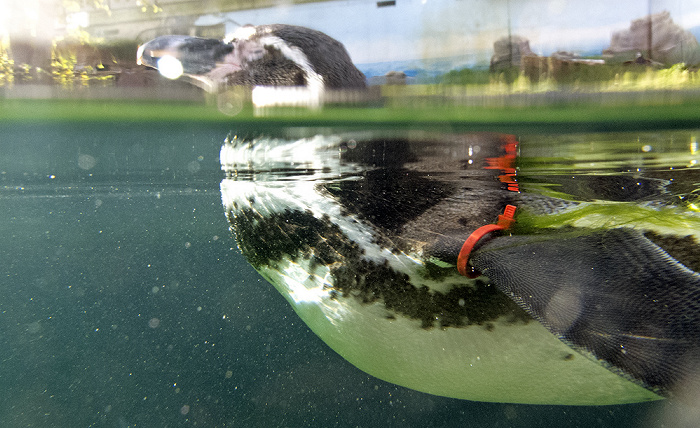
[
  {"left": 219, "top": 131, "right": 700, "bottom": 405},
  {"left": 137, "top": 24, "right": 367, "bottom": 92}
]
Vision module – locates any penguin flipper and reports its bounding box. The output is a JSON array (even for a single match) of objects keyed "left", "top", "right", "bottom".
[{"left": 470, "top": 228, "right": 700, "bottom": 399}]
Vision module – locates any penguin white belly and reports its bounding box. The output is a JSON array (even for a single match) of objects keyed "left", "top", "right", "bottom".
[{"left": 256, "top": 258, "right": 659, "bottom": 405}]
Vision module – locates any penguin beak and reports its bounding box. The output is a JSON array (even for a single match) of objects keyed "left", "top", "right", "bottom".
[{"left": 137, "top": 35, "right": 234, "bottom": 80}]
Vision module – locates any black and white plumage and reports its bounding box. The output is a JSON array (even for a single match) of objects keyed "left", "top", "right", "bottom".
[
  {"left": 137, "top": 24, "right": 366, "bottom": 92},
  {"left": 220, "top": 131, "right": 700, "bottom": 404}
]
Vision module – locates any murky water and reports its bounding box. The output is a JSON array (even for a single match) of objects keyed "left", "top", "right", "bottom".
[{"left": 1, "top": 121, "right": 698, "bottom": 426}]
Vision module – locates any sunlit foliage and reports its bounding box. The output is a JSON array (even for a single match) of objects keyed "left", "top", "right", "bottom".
[
  {"left": 136, "top": 0, "right": 163, "bottom": 14},
  {"left": 51, "top": 29, "right": 116, "bottom": 87},
  {"left": 435, "top": 63, "right": 700, "bottom": 95},
  {"left": 0, "top": 37, "right": 14, "bottom": 85}
]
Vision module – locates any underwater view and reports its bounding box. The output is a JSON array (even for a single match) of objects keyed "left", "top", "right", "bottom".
[
  {"left": 1, "top": 113, "right": 698, "bottom": 427},
  {"left": 2, "top": 0, "right": 700, "bottom": 426}
]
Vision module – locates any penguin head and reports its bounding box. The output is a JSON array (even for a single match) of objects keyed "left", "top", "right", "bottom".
[{"left": 137, "top": 24, "right": 366, "bottom": 92}]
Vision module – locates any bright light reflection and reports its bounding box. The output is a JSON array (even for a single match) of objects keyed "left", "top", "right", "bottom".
[
  {"left": 156, "top": 55, "right": 184, "bottom": 79},
  {"left": 252, "top": 85, "right": 322, "bottom": 108},
  {"left": 269, "top": 259, "right": 348, "bottom": 324}
]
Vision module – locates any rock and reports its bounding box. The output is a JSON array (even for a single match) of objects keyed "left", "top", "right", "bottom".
[
  {"left": 384, "top": 71, "right": 407, "bottom": 85},
  {"left": 603, "top": 11, "right": 700, "bottom": 65},
  {"left": 369, "top": 71, "right": 407, "bottom": 85},
  {"left": 490, "top": 35, "right": 535, "bottom": 71}
]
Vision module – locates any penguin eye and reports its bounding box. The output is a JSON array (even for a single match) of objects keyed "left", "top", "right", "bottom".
[
  {"left": 247, "top": 47, "right": 265, "bottom": 61},
  {"left": 236, "top": 41, "right": 265, "bottom": 63}
]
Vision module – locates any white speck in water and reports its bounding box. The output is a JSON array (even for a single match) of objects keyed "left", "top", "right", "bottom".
[
  {"left": 187, "top": 160, "right": 201, "bottom": 173},
  {"left": 77, "top": 154, "right": 97, "bottom": 170},
  {"left": 26, "top": 321, "right": 41, "bottom": 334},
  {"left": 641, "top": 145, "right": 652, "bottom": 152}
]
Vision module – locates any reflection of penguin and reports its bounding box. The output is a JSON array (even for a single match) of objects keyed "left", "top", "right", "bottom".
[
  {"left": 220, "top": 132, "right": 700, "bottom": 404},
  {"left": 137, "top": 24, "right": 366, "bottom": 92}
]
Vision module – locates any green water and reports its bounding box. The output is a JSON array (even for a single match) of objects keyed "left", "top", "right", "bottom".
[{"left": 0, "top": 99, "right": 698, "bottom": 426}]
